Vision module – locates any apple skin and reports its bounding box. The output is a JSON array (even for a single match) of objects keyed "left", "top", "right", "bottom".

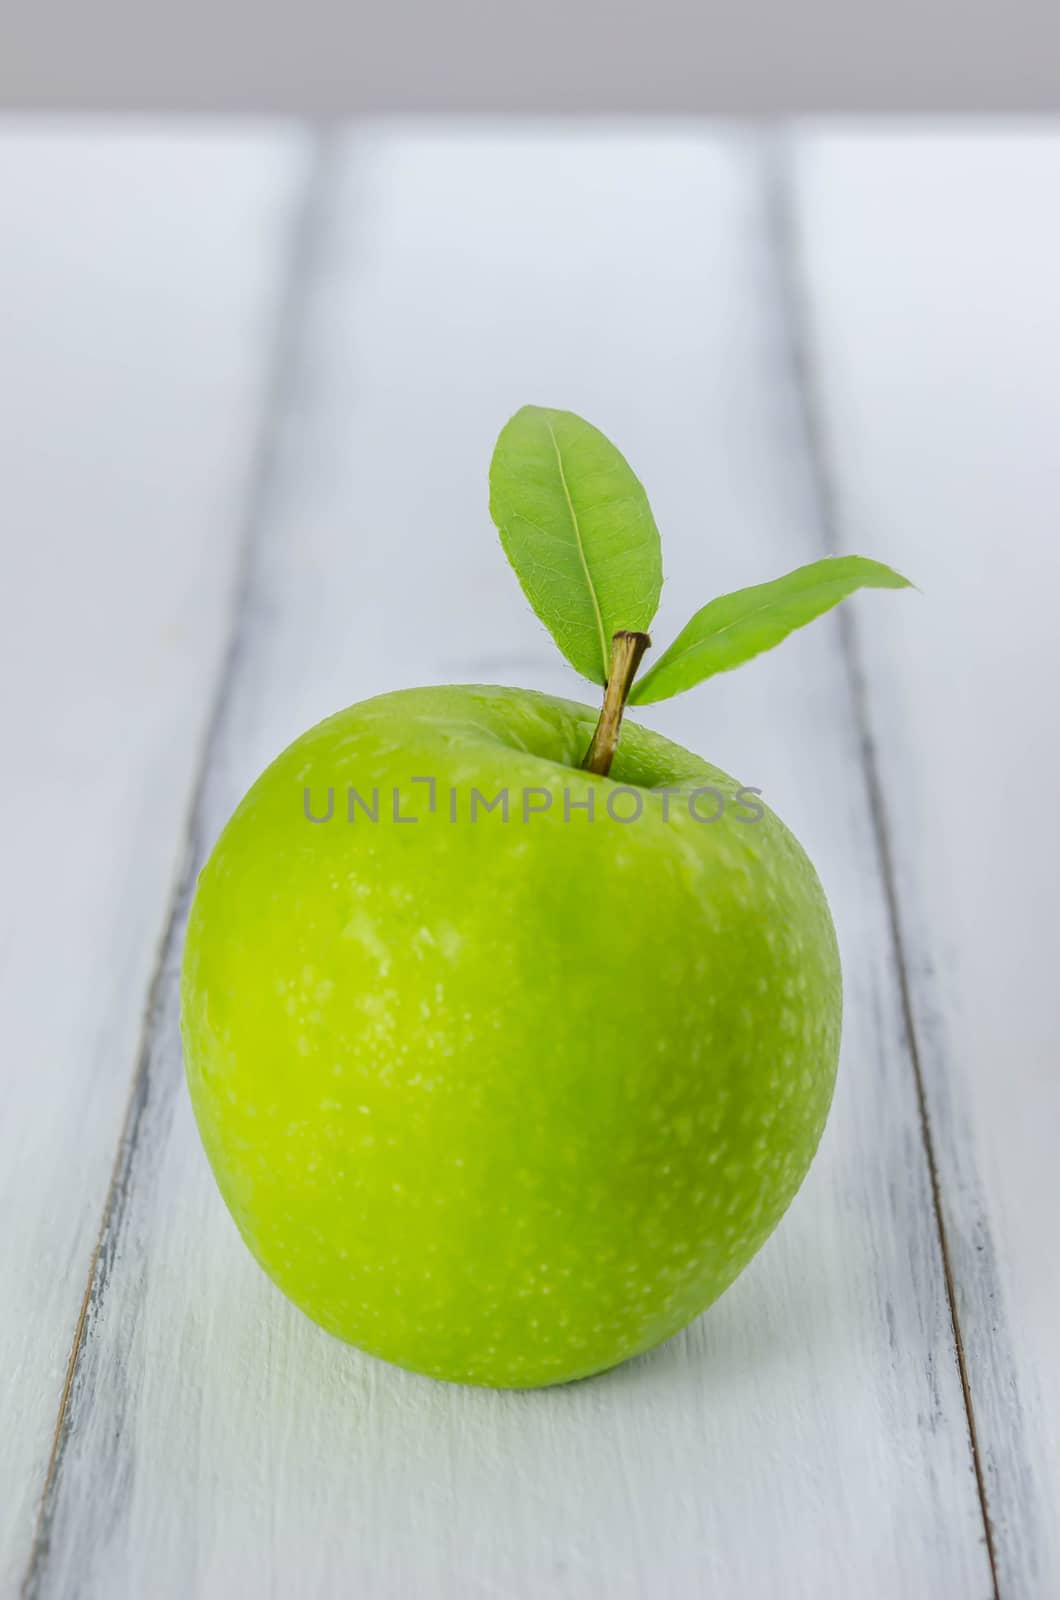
[{"left": 181, "top": 684, "right": 841, "bottom": 1387}]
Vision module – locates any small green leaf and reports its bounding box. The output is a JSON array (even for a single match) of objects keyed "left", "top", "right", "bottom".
[
  {"left": 630, "top": 556, "right": 913, "bottom": 706},
  {"left": 489, "top": 406, "right": 663, "bottom": 685}
]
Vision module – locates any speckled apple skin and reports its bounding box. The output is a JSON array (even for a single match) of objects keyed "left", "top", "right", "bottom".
[{"left": 180, "top": 684, "right": 841, "bottom": 1387}]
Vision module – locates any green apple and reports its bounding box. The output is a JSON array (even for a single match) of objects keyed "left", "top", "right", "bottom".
[
  {"left": 181, "top": 682, "right": 841, "bottom": 1387},
  {"left": 181, "top": 404, "right": 911, "bottom": 1388}
]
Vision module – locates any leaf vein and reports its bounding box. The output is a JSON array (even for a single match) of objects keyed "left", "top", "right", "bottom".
[{"left": 544, "top": 418, "right": 610, "bottom": 680}]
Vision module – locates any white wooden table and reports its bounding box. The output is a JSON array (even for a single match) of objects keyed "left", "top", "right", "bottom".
[{"left": 2, "top": 123, "right": 1058, "bottom": 1600}]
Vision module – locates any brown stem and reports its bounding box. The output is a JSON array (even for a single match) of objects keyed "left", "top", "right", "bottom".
[{"left": 581, "top": 630, "right": 651, "bottom": 778}]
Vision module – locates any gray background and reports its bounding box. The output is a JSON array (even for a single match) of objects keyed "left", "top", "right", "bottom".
[{"left": 3, "top": 0, "right": 1060, "bottom": 112}]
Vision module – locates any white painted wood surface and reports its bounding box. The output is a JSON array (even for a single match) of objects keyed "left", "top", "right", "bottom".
[
  {"left": 794, "top": 131, "right": 1060, "bottom": 1598},
  {"left": 0, "top": 128, "right": 305, "bottom": 1593},
  {"left": 4, "top": 123, "right": 1058, "bottom": 1598}
]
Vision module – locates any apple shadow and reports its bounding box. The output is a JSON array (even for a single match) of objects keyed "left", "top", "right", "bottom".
[{"left": 561, "top": 1230, "right": 862, "bottom": 1407}]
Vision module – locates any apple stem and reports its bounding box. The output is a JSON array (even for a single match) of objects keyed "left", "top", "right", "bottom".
[{"left": 582, "top": 630, "right": 651, "bottom": 778}]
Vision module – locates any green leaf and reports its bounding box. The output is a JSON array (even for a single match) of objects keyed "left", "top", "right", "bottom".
[
  {"left": 489, "top": 406, "right": 663, "bottom": 684},
  {"left": 629, "top": 556, "right": 913, "bottom": 705}
]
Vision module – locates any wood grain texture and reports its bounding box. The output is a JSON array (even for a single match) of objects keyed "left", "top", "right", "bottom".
[
  {"left": 793, "top": 130, "right": 1060, "bottom": 1598},
  {"left": 0, "top": 126, "right": 305, "bottom": 1592},
  {"left": 26, "top": 130, "right": 993, "bottom": 1597}
]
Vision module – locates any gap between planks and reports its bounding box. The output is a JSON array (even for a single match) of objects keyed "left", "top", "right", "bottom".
[
  {"left": 762, "top": 133, "right": 1001, "bottom": 1600},
  {"left": 19, "top": 128, "right": 339, "bottom": 1600}
]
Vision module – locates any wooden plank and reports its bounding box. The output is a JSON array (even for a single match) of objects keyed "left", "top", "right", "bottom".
[
  {"left": 30, "top": 129, "right": 992, "bottom": 1598},
  {"left": 0, "top": 126, "right": 306, "bottom": 1591},
  {"left": 792, "top": 129, "right": 1060, "bottom": 1598}
]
